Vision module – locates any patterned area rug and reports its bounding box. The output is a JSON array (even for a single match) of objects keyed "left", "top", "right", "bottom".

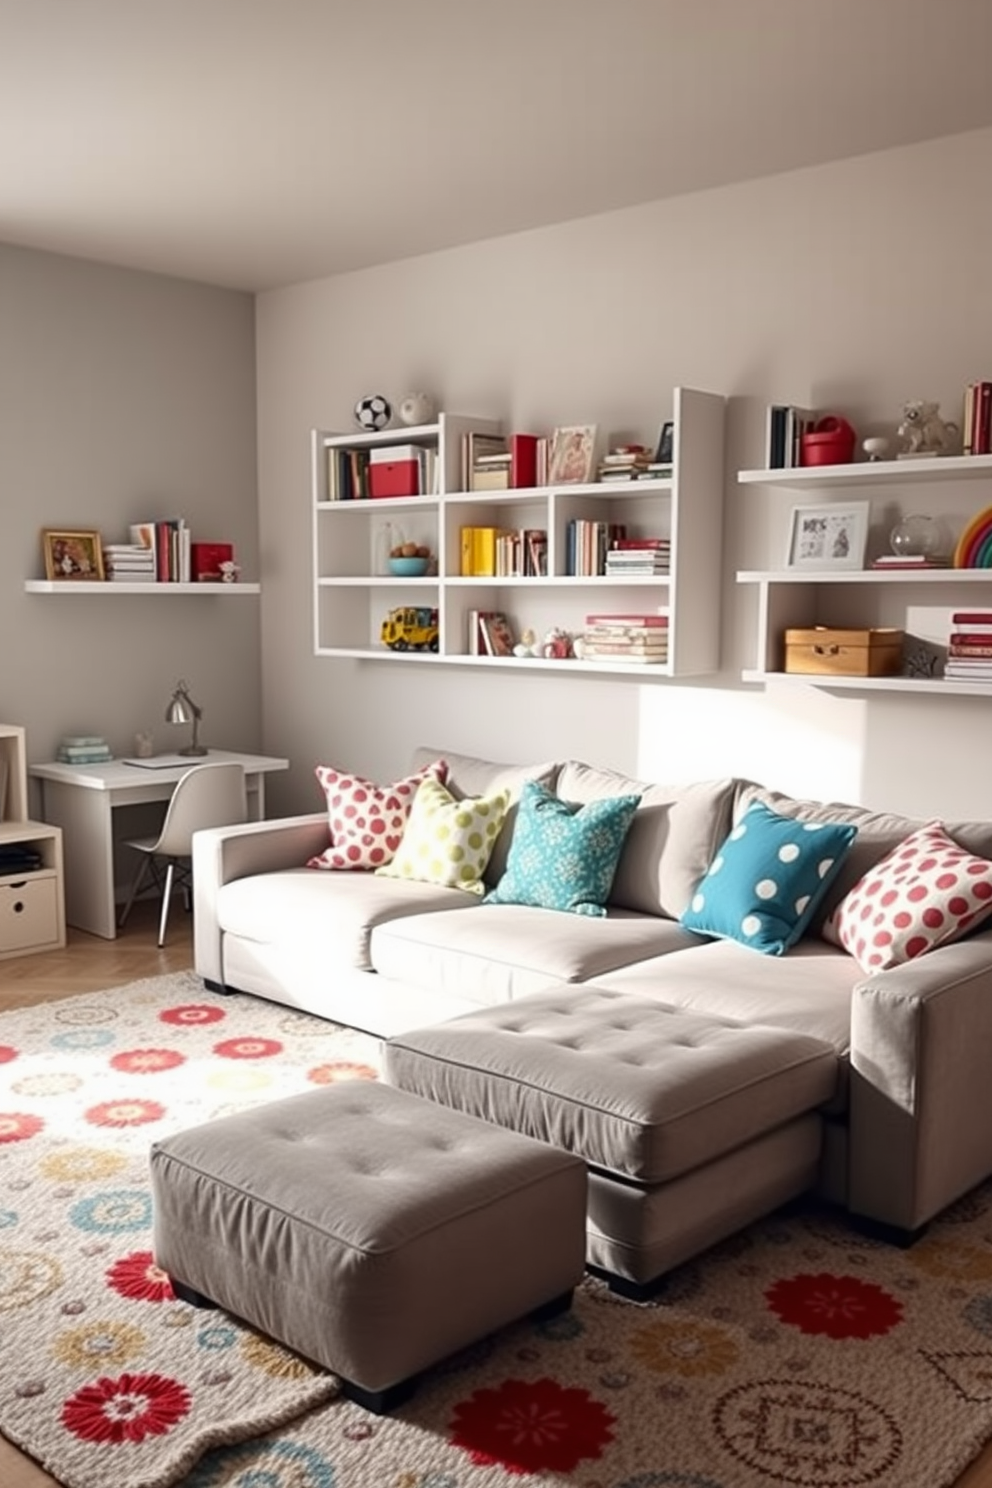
[{"left": 2, "top": 973, "right": 992, "bottom": 1488}]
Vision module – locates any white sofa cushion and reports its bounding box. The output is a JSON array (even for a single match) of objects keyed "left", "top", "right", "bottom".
[
  {"left": 370, "top": 904, "right": 702, "bottom": 1005},
  {"left": 555, "top": 762, "right": 736, "bottom": 920},
  {"left": 215, "top": 868, "right": 477, "bottom": 972}
]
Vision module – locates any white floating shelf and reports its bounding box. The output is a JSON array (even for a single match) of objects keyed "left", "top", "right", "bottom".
[{"left": 24, "top": 581, "right": 260, "bottom": 595}]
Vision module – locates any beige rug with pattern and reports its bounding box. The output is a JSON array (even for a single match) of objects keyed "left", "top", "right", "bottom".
[{"left": 1, "top": 971, "right": 991, "bottom": 1488}]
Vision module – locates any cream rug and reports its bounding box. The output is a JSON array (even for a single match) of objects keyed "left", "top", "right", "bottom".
[{"left": 2, "top": 972, "right": 992, "bottom": 1488}]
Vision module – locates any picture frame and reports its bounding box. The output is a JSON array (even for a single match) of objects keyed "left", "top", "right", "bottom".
[
  {"left": 548, "top": 424, "right": 597, "bottom": 485},
  {"left": 654, "top": 420, "right": 675, "bottom": 465},
  {"left": 785, "top": 502, "right": 869, "bottom": 571},
  {"left": 42, "top": 529, "right": 105, "bottom": 581}
]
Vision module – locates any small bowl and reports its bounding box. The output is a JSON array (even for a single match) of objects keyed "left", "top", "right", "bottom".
[{"left": 388, "top": 555, "right": 429, "bottom": 577}]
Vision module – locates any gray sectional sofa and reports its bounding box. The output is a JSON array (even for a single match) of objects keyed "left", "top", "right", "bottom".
[{"left": 193, "top": 745, "right": 992, "bottom": 1284}]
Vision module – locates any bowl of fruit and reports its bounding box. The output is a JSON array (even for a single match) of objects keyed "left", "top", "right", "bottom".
[{"left": 388, "top": 542, "right": 432, "bottom": 577}]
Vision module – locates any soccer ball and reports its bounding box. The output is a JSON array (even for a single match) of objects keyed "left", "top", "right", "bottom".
[{"left": 354, "top": 394, "right": 392, "bottom": 431}]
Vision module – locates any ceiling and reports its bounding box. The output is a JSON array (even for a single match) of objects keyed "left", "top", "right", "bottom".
[{"left": 3, "top": 0, "right": 992, "bottom": 294}]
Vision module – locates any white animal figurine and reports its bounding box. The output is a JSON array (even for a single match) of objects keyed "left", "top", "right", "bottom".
[{"left": 897, "top": 400, "right": 958, "bottom": 457}]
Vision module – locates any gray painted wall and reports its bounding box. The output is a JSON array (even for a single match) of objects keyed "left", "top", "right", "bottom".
[{"left": 0, "top": 245, "right": 260, "bottom": 815}]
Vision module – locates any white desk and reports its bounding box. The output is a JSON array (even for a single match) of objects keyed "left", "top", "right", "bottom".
[{"left": 29, "top": 750, "right": 289, "bottom": 940}]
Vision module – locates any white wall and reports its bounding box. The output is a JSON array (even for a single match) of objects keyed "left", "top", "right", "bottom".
[
  {"left": 0, "top": 246, "right": 261, "bottom": 794},
  {"left": 255, "top": 126, "right": 990, "bottom": 820}
]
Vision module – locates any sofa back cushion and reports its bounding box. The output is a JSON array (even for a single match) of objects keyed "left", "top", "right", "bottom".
[
  {"left": 410, "top": 746, "right": 561, "bottom": 886},
  {"left": 734, "top": 781, "right": 992, "bottom": 930},
  {"left": 555, "top": 761, "right": 738, "bottom": 920}
]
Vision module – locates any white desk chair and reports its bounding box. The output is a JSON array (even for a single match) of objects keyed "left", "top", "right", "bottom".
[{"left": 118, "top": 761, "right": 247, "bottom": 947}]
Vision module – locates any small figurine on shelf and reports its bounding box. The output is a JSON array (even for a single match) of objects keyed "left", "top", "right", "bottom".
[
  {"left": 512, "top": 627, "right": 541, "bottom": 659},
  {"left": 397, "top": 392, "right": 437, "bottom": 427},
  {"left": 541, "top": 626, "right": 574, "bottom": 660},
  {"left": 219, "top": 560, "right": 240, "bottom": 583},
  {"left": 897, "top": 400, "right": 958, "bottom": 458}
]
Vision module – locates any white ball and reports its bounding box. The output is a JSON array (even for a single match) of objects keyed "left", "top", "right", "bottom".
[
  {"left": 354, "top": 394, "right": 392, "bottom": 431},
  {"left": 397, "top": 392, "right": 437, "bottom": 427}
]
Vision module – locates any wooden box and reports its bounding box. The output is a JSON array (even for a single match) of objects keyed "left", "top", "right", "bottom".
[{"left": 783, "top": 627, "right": 904, "bottom": 677}]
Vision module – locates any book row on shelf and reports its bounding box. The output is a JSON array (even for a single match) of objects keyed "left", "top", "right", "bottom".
[
  {"left": 102, "top": 523, "right": 234, "bottom": 583},
  {"left": 326, "top": 445, "right": 439, "bottom": 501},
  {"left": 461, "top": 608, "right": 670, "bottom": 665},
  {"left": 764, "top": 383, "right": 992, "bottom": 469},
  {"left": 460, "top": 526, "right": 548, "bottom": 578},
  {"left": 566, "top": 523, "right": 668, "bottom": 578}
]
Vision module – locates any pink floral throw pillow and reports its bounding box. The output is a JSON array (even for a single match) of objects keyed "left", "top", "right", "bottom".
[
  {"left": 822, "top": 820, "right": 992, "bottom": 974},
  {"left": 307, "top": 758, "right": 447, "bottom": 871}
]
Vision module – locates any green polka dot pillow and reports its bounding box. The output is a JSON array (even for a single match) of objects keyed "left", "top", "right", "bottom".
[
  {"left": 375, "top": 777, "right": 511, "bottom": 895},
  {"left": 679, "top": 800, "right": 857, "bottom": 955},
  {"left": 484, "top": 779, "right": 641, "bottom": 918}
]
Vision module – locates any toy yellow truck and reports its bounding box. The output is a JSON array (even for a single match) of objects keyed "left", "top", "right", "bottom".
[{"left": 380, "top": 606, "right": 439, "bottom": 652}]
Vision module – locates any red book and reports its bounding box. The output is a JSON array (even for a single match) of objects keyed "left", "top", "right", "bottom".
[
  {"left": 509, "top": 433, "right": 538, "bottom": 489},
  {"left": 191, "top": 542, "right": 234, "bottom": 580},
  {"left": 976, "top": 383, "right": 992, "bottom": 456},
  {"left": 950, "top": 631, "right": 992, "bottom": 644},
  {"left": 951, "top": 612, "right": 992, "bottom": 625},
  {"left": 611, "top": 539, "right": 669, "bottom": 551}
]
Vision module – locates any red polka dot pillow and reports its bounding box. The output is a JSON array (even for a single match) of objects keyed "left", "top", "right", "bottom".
[
  {"left": 307, "top": 758, "right": 447, "bottom": 871},
  {"left": 822, "top": 821, "right": 992, "bottom": 973}
]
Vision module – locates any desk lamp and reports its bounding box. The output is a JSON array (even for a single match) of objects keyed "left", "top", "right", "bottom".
[{"left": 166, "top": 679, "right": 207, "bottom": 756}]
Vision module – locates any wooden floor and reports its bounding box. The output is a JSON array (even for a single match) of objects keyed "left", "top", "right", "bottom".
[{"left": 2, "top": 906, "right": 991, "bottom": 1488}]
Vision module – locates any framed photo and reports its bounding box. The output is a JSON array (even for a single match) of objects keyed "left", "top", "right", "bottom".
[
  {"left": 786, "top": 502, "right": 869, "bottom": 571},
  {"left": 42, "top": 529, "right": 105, "bottom": 581},
  {"left": 548, "top": 424, "right": 597, "bottom": 485},
  {"left": 654, "top": 420, "right": 674, "bottom": 465}
]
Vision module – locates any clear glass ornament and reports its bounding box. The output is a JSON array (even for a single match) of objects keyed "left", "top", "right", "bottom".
[{"left": 890, "top": 513, "right": 938, "bottom": 558}]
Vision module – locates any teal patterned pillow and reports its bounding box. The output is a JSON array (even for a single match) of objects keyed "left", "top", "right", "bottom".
[
  {"left": 679, "top": 800, "right": 857, "bottom": 955},
  {"left": 484, "top": 780, "right": 640, "bottom": 918}
]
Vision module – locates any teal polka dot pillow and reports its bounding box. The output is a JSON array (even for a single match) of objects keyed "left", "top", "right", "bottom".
[
  {"left": 679, "top": 801, "right": 857, "bottom": 955},
  {"left": 375, "top": 777, "right": 510, "bottom": 895},
  {"left": 484, "top": 779, "right": 641, "bottom": 918}
]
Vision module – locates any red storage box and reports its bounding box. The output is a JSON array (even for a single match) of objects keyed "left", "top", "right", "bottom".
[
  {"left": 800, "top": 417, "right": 856, "bottom": 467},
  {"left": 369, "top": 458, "right": 420, "bottom": 499}
]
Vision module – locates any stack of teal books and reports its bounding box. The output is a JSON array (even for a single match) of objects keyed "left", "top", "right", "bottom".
[{"left": 57, "top": 735, "right": 113, "bottom": 764}]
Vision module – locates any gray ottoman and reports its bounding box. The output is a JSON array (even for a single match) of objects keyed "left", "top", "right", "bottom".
[
  {"left": 150, "top": 1081, "right": 586, "bottom": 1412},
  {"left": 384, "top": 985, "right": 838, "bottom": 1298}
]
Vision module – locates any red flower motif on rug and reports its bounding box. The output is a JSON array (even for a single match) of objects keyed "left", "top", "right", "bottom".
[
  {"left": 766, "top": 1272, "right": 904, "bottom": 1338},
  {"left": 106, "top": 1251, "right": 176, "bottom": 1304},
  {"left": 85, "top": 1099, "right": 166, "bottom": 1128},
  {"left": 61, "top": 1371, "right": 191, "bottom": 1444},
  {"left": 0, "top": 1111, "right": 43, "bottom": 1143},
  {"left": 159, "top": 1004, "right": 226, "bottom": 1026},
  {"left": 307, "top": 1061, "right": 378, "bottom": 1084},
  {"left": 0, "top": 1045, "right": 18, "bottom": 1064},
  {"left": 450, "top": 1377, "right": 616, "bottom": 1474},
  {"left": 110, "top": 1049, "right": 186, "bottom": 1074},
  {"left": 212, "top": 1036, "right": 284, "bottom": 1060}
]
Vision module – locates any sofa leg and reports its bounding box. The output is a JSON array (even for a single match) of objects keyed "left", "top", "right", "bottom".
[
  {"left": 202, "top": 977, "right": 234, "bottom": 996},
  {"left": 342, "top": 1375, "right": 417, "bottom": 1415},
  {"left": 170, "top": 1277, "right": 218, "bottom": 1309},
  {"left": 587, "top": 1264, "right": 664, "bottom": 1303},
  {"left": 530, "top": 1288, "right": 573, "bottom": 1321},
  {"left": 849, "top": 1213, "right": 929, "bottom": 1249}
]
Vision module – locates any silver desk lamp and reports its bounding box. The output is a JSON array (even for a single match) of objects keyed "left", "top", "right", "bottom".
[{"left": 166, "top": 679, "right": 207, "bottom": 757}]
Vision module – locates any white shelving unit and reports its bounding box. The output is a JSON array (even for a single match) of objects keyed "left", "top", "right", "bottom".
[
  {"left": 0, "top": 724, "right": 65, "bottom": 960},
  {"left": 737, "top": 453, "right": 992, "bottom": 694},
  {"left": 312, "top": 390, "right": 725, "bottom": 678},
  {"left": 24, "top": 581, "right": 260, "bottom": 595}
]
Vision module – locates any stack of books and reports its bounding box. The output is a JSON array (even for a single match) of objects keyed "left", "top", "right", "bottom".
[
  {"left": 129, "top": 519, "right": 190, "bottom": 582},
  {"left": 471, "top": 449, "right": 512, "bottom": 491},
  {"left": 604, "top": 538, "right": 670, "bottom": 576},
  {"left": 945, "top": 609, "right": 992, "bottom": 681},
  {"left": 597, "top": 446, "right": 651, "bottom": 482},
  {"left": 57, "top": 735, "right": 113, "bottom": 764},
  {"left": 580, "top": 614, "right": 670, "bottom": 664},
  {"left": 103, "top": 543, "right": 157, "bottom": 581},
  {"left": 765, "top": 404, "right": 818, "bottom": 468},
  {"left": 466, "top": 609, "right": 515, "bottom": 656}
]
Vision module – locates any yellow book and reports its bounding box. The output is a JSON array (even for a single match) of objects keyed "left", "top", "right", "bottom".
[
  {"left": 460, "top": 527, "right": 476, "bottom": 577},
  {"left": 472, "top": 527, "right": 497, "bottom": 576}
]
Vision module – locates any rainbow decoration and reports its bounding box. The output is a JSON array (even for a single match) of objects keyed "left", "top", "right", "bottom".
[{"left": 953, "top": 504, "right": 992, "bottom": 568}]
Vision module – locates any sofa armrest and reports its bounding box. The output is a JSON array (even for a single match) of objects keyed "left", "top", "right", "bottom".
[
  {"left": 848, "top": 934, "right": 992, "bottom": 1231},
  {"left": 192, "top": 813, "right": 328, "bottom": 985}
]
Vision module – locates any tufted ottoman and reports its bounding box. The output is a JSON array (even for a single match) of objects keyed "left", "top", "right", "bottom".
[
  {"left": 150, "top": 1081, "right": 587, "bottom": 1412},
  {"left": 384, "top": 984, "right": 839, "bottom": 1298}
]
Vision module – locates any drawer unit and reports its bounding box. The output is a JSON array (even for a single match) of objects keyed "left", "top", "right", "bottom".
[{"left": 0, "top": 872, "right": 61, "bottom": 955}]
